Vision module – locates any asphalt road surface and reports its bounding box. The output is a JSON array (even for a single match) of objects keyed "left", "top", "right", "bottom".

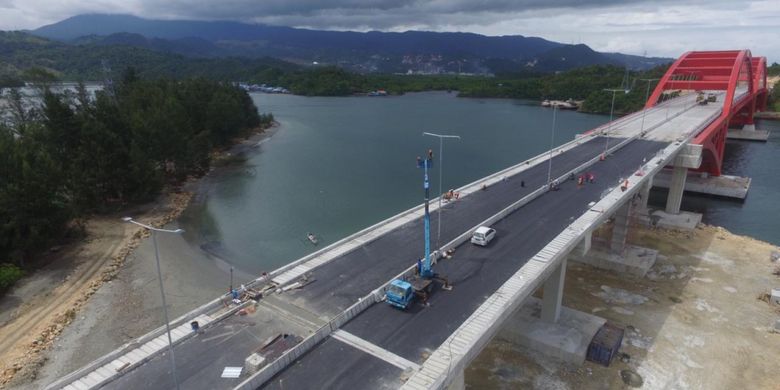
[
  {"left": 98, "top": 137, "right": 665, "bottom": 390},
  {"left": 260, "top": 137, "right": 666, "bottom": 389}
]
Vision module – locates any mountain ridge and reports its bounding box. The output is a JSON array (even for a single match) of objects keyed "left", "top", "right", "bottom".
[{"left": 30, "top": 14, "right": 671, "bottom": 74}]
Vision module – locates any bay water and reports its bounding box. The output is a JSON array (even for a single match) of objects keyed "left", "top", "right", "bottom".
[{"left": 179, "top": 92, "right": 780, "bottom": 275}]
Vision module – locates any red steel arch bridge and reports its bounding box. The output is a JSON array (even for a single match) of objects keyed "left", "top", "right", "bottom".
[{"left": 645, "top": 49, "right": 769, "bottom": 177}]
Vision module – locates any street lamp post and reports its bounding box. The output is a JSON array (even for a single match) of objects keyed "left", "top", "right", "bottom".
[
  {"left": 546, "top": 105, "right": 558, "bottom": 185},
  {"left": 122, "top": 217, "right": 184, "bottom": 390},
  {"left": 603, "top": 88, "right": 629, "bottom": 157},
  {"left": 422, "top": 132, "right": 460, "bottom": 250},
  {"left": 638, "top": 78, "right": 660, "bottom": 134}
]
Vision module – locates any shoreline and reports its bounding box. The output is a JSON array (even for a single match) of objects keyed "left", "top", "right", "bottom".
[{"left": 0, "top": 122, "right": 278, "bottom": 387}]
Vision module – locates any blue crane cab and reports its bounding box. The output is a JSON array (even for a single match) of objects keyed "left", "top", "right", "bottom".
[
  {"left": 386, "top": 277, "right": 434, "bottom": 310},
  {"left": 386, "top": 279, "right": 414, "bottom": 309}
]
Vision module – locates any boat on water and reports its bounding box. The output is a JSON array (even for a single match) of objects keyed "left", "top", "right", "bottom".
[
  {"left": 307, "top": 233, "right": 319, "bottom": 245},
  {"left": 368, "top": 89, "right": 388, "bottom": 97},
  {"left": 541, "top": 99, "right": 579, "bottom": 110}
]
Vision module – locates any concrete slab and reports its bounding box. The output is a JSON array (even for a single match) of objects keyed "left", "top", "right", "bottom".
[
  {"left": 643, "top": 210, "right": 702, "bottom": 231},
  {"left": 771, "top": 288, "right": 780, "bottom": 306},
  {"left": 727, "top": 129, "right": 770, "bottom": 141},
  {"left": 497, "top": 297, "right": 606, "bottom": 366},
  {"left": 570, "top": 245, "right": 659, "bottom": 278},
  {"left": 653, "top": 170, "right": 751, "bottom": 199}
]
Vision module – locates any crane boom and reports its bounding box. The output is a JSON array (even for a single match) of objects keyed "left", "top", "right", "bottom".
[{"left": 419, "top": 152, "right": 433, "bottom": 278}]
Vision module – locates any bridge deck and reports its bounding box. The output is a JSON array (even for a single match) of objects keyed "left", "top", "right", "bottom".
[
  {"left": 58, "top": 93, "right": 725, "bottom": 390},
  {"left": 258, "top": 138, "right": 667, "bottom": 390}
]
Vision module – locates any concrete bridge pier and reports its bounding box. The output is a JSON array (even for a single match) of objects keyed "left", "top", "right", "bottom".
[
  {"left": 446, "top": 368, "right": 465, "bottom": 390},
  {"left": 665, "top": 165, "right": 687, "bottom": 214},
  {"left": 500, "top": 253, "right": 605, "bottom": 365},
  {"left": 571, "top": 199, "right": 659, "bottom": 277},
  {"left": 541, "top": 258, "right": 567, "bottom": 323},
  {"left": 610, "top": 202, "right": 632, "bottom": 253},
  {"left": 639, "top": 175, "right": 653, "bottom": 210},
  {"left": 651, "top": 144, "right": 703, "bottom": 230}
]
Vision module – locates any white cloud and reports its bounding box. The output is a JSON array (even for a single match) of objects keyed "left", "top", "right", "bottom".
[{"left": 0, "top": 0, "right": 777, "bottom": 62}]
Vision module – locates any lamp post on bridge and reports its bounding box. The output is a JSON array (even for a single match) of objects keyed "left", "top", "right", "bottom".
[
  {"left": 638, "top": 78, "right": 660, "bottom": 134},
  {"left": 423, "top": 132, "right": 461, "bottom": 251},
  {"left": 602, "top": 87, "right": 629, "bottom": 158},
  {"left": 546, "top": 104, "right": 558, "bottom": 186},
  {"left": 121, "top": 217, "right": 183, "bottom": 390}
]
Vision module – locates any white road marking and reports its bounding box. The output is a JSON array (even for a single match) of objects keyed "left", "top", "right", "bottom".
[{"left": 332, "top": 330, "right": 420, "bottom": 371}]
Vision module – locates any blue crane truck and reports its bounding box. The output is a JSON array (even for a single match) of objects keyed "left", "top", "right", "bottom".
[{"left": 385, "top": 150, "right": 448, "bottom": 310}]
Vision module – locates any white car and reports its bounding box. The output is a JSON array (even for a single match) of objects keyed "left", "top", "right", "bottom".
[{"left": 471, "top": 226, "right": 496, "bottom": 246}]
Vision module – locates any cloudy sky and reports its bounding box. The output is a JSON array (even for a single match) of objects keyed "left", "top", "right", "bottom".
[{"left": 1, "top": 0, "right": 778, "bottom": 61}]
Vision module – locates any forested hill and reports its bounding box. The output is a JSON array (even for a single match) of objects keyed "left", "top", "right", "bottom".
[
  {"left": 0, "top": 31, "right": 297, "bottom": 83},
  {"left": 31, "top": 14, "right": 671, "bottom": 74}
]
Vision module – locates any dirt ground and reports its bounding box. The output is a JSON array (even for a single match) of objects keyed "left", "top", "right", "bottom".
[
  {"left": 467, "top": 224, "right": 780, "bottom": 390},
  {"left": 0, "top": 192, "right": 194, "bottom": 387}
]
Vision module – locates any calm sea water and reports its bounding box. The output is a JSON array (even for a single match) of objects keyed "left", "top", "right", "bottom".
[{"left": 180, "top": 92, "right": 780, "bottom": 275}]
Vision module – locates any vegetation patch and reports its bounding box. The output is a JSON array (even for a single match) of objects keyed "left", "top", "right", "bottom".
[
  {"left": 0, "top": 70, "right": 264, "bottom": 273},
  {"left": 0, "top": 263, "right": 24, "bottom": 292}
]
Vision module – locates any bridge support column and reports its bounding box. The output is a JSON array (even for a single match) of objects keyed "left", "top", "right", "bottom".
[
  {"left": 665, "top": 166, "right": 687, "bottom": 214},
  {"left": 446, "top": 368, "right": 465, "bottom": 390},
  {"left": 541, "top": 258, "right": 567, "bottom": 323},
  {"left": 610, "top": 202, "right": 631, "bottom": 254},
  {"left": 576, "top": 231, "right": 592, "bottom": 256},
  {"left": 640, "top": 175, "right": 653, "bottom": 209}
]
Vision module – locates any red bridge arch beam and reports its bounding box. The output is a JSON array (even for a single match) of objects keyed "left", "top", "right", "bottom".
[
  {"left": 645, "top": 50, "right": 762, "bottom": 177},
  {"left": 752, "top": 56, "right": 768, "bottom": 112}
]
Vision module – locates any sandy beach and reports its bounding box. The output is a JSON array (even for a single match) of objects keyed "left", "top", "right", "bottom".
[{"left": 0, "top": 125, "right": 277, "bottom": 389}]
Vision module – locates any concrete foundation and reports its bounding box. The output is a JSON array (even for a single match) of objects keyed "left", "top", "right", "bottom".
[
  {"left": 653, "top": 170, "right": 750, "bottom": 200},
  {"left": 771, "top": 288, "right": 780, "bottom": 306},
  {"left": 570, "top": 245, "right": 659, "bottom": 278},
  {"left": 500, "top": 297, "right": 606, "bottom": 365},
  {"left": 644, "top": 209, "right": 702, "bottom": 231},
  {"left": 728, "top": 128, "right": 770, "bottom": 141}
]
